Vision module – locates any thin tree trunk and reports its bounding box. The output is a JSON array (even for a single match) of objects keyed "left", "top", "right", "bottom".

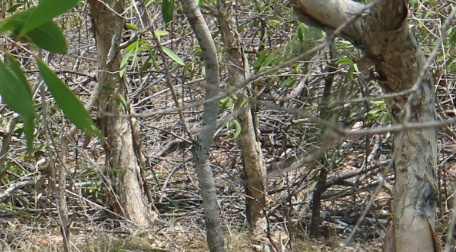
[
  {"left": 309, "top": 46, "right": 336, "bottom": 237},
  {"left": 0, "top": 117, "right": 17, "bottom": 181},
  {"left": 216, "top": 0, "right": 266, "bottom": 232},
  {"left": 40, "top": 83, "right": 70, "bottom": 252},
  {"left": 88, "top": 0, "right": 155, "bottom": 227},
  {"left": 179, "top": 0, "right": 225, "bottom": 251},
  {"left": 293, "top": 0, "right": 440, "bottom": 251}
]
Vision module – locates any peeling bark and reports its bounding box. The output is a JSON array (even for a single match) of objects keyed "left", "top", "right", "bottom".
[
  {"left": 216, "top": 0, "right": 266, "bottom": 232},
  {"left": 89, "top": 0, "right": 155, "bottom": 227},
  {"left": 293, "top": 0, "right": 439, "bottom": 251}
]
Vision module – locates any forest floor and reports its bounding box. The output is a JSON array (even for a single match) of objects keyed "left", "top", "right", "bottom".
[
  {"left": 0, "top": 206, "right": 384, "bottom": 252},
  {"left": 2, "top": 150, "right": 452, "bottom": 252},
  {"left": 1, "top": 114, "right": 456, "bottom": 251}
]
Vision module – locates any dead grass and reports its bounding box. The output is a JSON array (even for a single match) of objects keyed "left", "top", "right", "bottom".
[{"left": 0, "top": 207, "right": 389, "bottom": 252}]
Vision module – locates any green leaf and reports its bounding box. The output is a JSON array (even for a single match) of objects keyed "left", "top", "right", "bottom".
[
  {"left": 369, "top": 100, "right": 385, "bottom": 104},
  {"left": 253, "top": 50, "right": 268, "bottom": 69},
  {"left": 450, "top": 29, "right": 456, "bottom": 47},
  {"left": 219, "top": 96, "right": 233, "bottom": 114},
  {"left": 0, "top": 9, "right": 67, "bottom": 53},
  {"left": 368, "top": 107, "right": 383, "bottom": 115},
  {"left": 282, "top": 77, "right": 296, "bottom": 88},
  {"left": 154, "top": 30, "right": 169, "bottom": 37},
  {"left": 27, "top": 21, "right": 68, "bottom": 54},
  {"left": 125, "top": 23, "right": 139, "bottom": 31},
  {"left": 140, "top": 53, "right": 153, "bottom": 73},
  {"left": 337, "top": 40, "right": 354, "bottom": 49},
  {"left": 145, "top": 0, "right": 154, "bottom": 7},
  {"left": 162, "top": 46, "right": 185, "bottom": 65},
  {"left": 36, "top": 59, "right": 103, "bottom": 140},
  {"left": 0, "top": 9, "right": 30, "bottom": 34},
  {"left": 121, "top": 39, "right": 146, "bottom": 77},
  {"left": 125, "top": 39, "right": 141, "bottom": 52},
  {"left": 352, "top": 63, "right": 359, "bottom": 72},
  {"left": 120, "top": 51, "right": 133, "bottom": 77},
  {"left": 6, "top": 3, "right": 24, "bottom": 13},
  {"left": 20, "top": 0, "right": 79, "bottom": 35},
  {"left": 261, "top": 53, "right": 277, "bottom": 71},
  {"left": 336, "top": 57, "right": 353, "bottom": 65},
  {"left": 0, "top": 56, "right": 35, "bottom": 151},
  {"left": 5, "top": 54, "right": 32, "bottom": 97},
  {"left": 117, "top": 94, "right": 128, "bottom": 109},
  {"left": 22, "top": 115, "right": 35, "bottom": 152},
  {"left": 0, "top": 57, "right": 34, "bottom": 115},
  {"left": 162, "top": 0, "right": 175, "bottom": 24},
  {"left": 297, "top": 23, "right": 305, "bottom": 42},
  {"left": 154, "top": 30, "right": 169, "bottom": 43},
  {"left": 233, "top": 120, "right": 242, "bottom": 138}
]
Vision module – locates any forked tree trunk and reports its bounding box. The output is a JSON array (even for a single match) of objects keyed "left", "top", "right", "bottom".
[
  {"left": 216, "top": 0, "right": 266, "bottom": 232},
  {"left": 89, "top": 0, "right": 155, "bottom": 227},
  {"left": 293, "top": 0, "right": 439, "bottom": 251}
]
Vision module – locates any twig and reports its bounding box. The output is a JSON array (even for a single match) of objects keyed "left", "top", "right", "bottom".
[
  {"left": 0, "top": 180, "right": 34, "bottom": 199},
  {"left": 337, "top": 160, "right": 394, "bottom": 251}
]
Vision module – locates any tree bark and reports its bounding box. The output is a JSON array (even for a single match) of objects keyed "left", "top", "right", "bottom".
[
  {"left": 309, "top": 50, "right": 336, "bottom": 236},
  {"left": 179, "top": 0, "right": 225, "bottom": 251},
  {"left": 293, "top": 0, "right": 439, "bottom": 251},
  {"left": 89, "top": 0, "right": 155, "bottom": 227},
  {"left": 216, "top": 0, "right": 266, "bottom": 232},
  {"left": 39, "top": 83, "right": 70, "bottom": 252}
]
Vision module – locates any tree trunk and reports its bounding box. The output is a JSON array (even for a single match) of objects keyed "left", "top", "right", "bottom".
[
  {"left": 40, "top": 84, "right": 70, "bottom": 252},
  {"left": 293, "top": 0, "right": 440, "bottom": 251},
  {"left": 216, "top": 0, "right": 266, "bottom": 232},
  {"left": 179, "top": 0, "right": 225, "bottom": 251},
  {"left": 89, "top": 0, "right": 155, "bottom": 227},
  {"left": 309, "top": 46, "right": 336, "bottom": 237}
]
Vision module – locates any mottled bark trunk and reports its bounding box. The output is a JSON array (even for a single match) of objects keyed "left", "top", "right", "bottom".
[
  {"left": 55, "top": 139, "right": 70, "bottom": 252},
  {"left": 179, "top": 0, "right": 225, "bottom": 251},
  {"left": 89, "top": 0, "right": 154, "bottom": 227},
  {"left": 293, "top": 0, "right": 439, "bottom": 251},
  {"left": 216, "top": 0, "right": 266, "bottom": 232}
]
